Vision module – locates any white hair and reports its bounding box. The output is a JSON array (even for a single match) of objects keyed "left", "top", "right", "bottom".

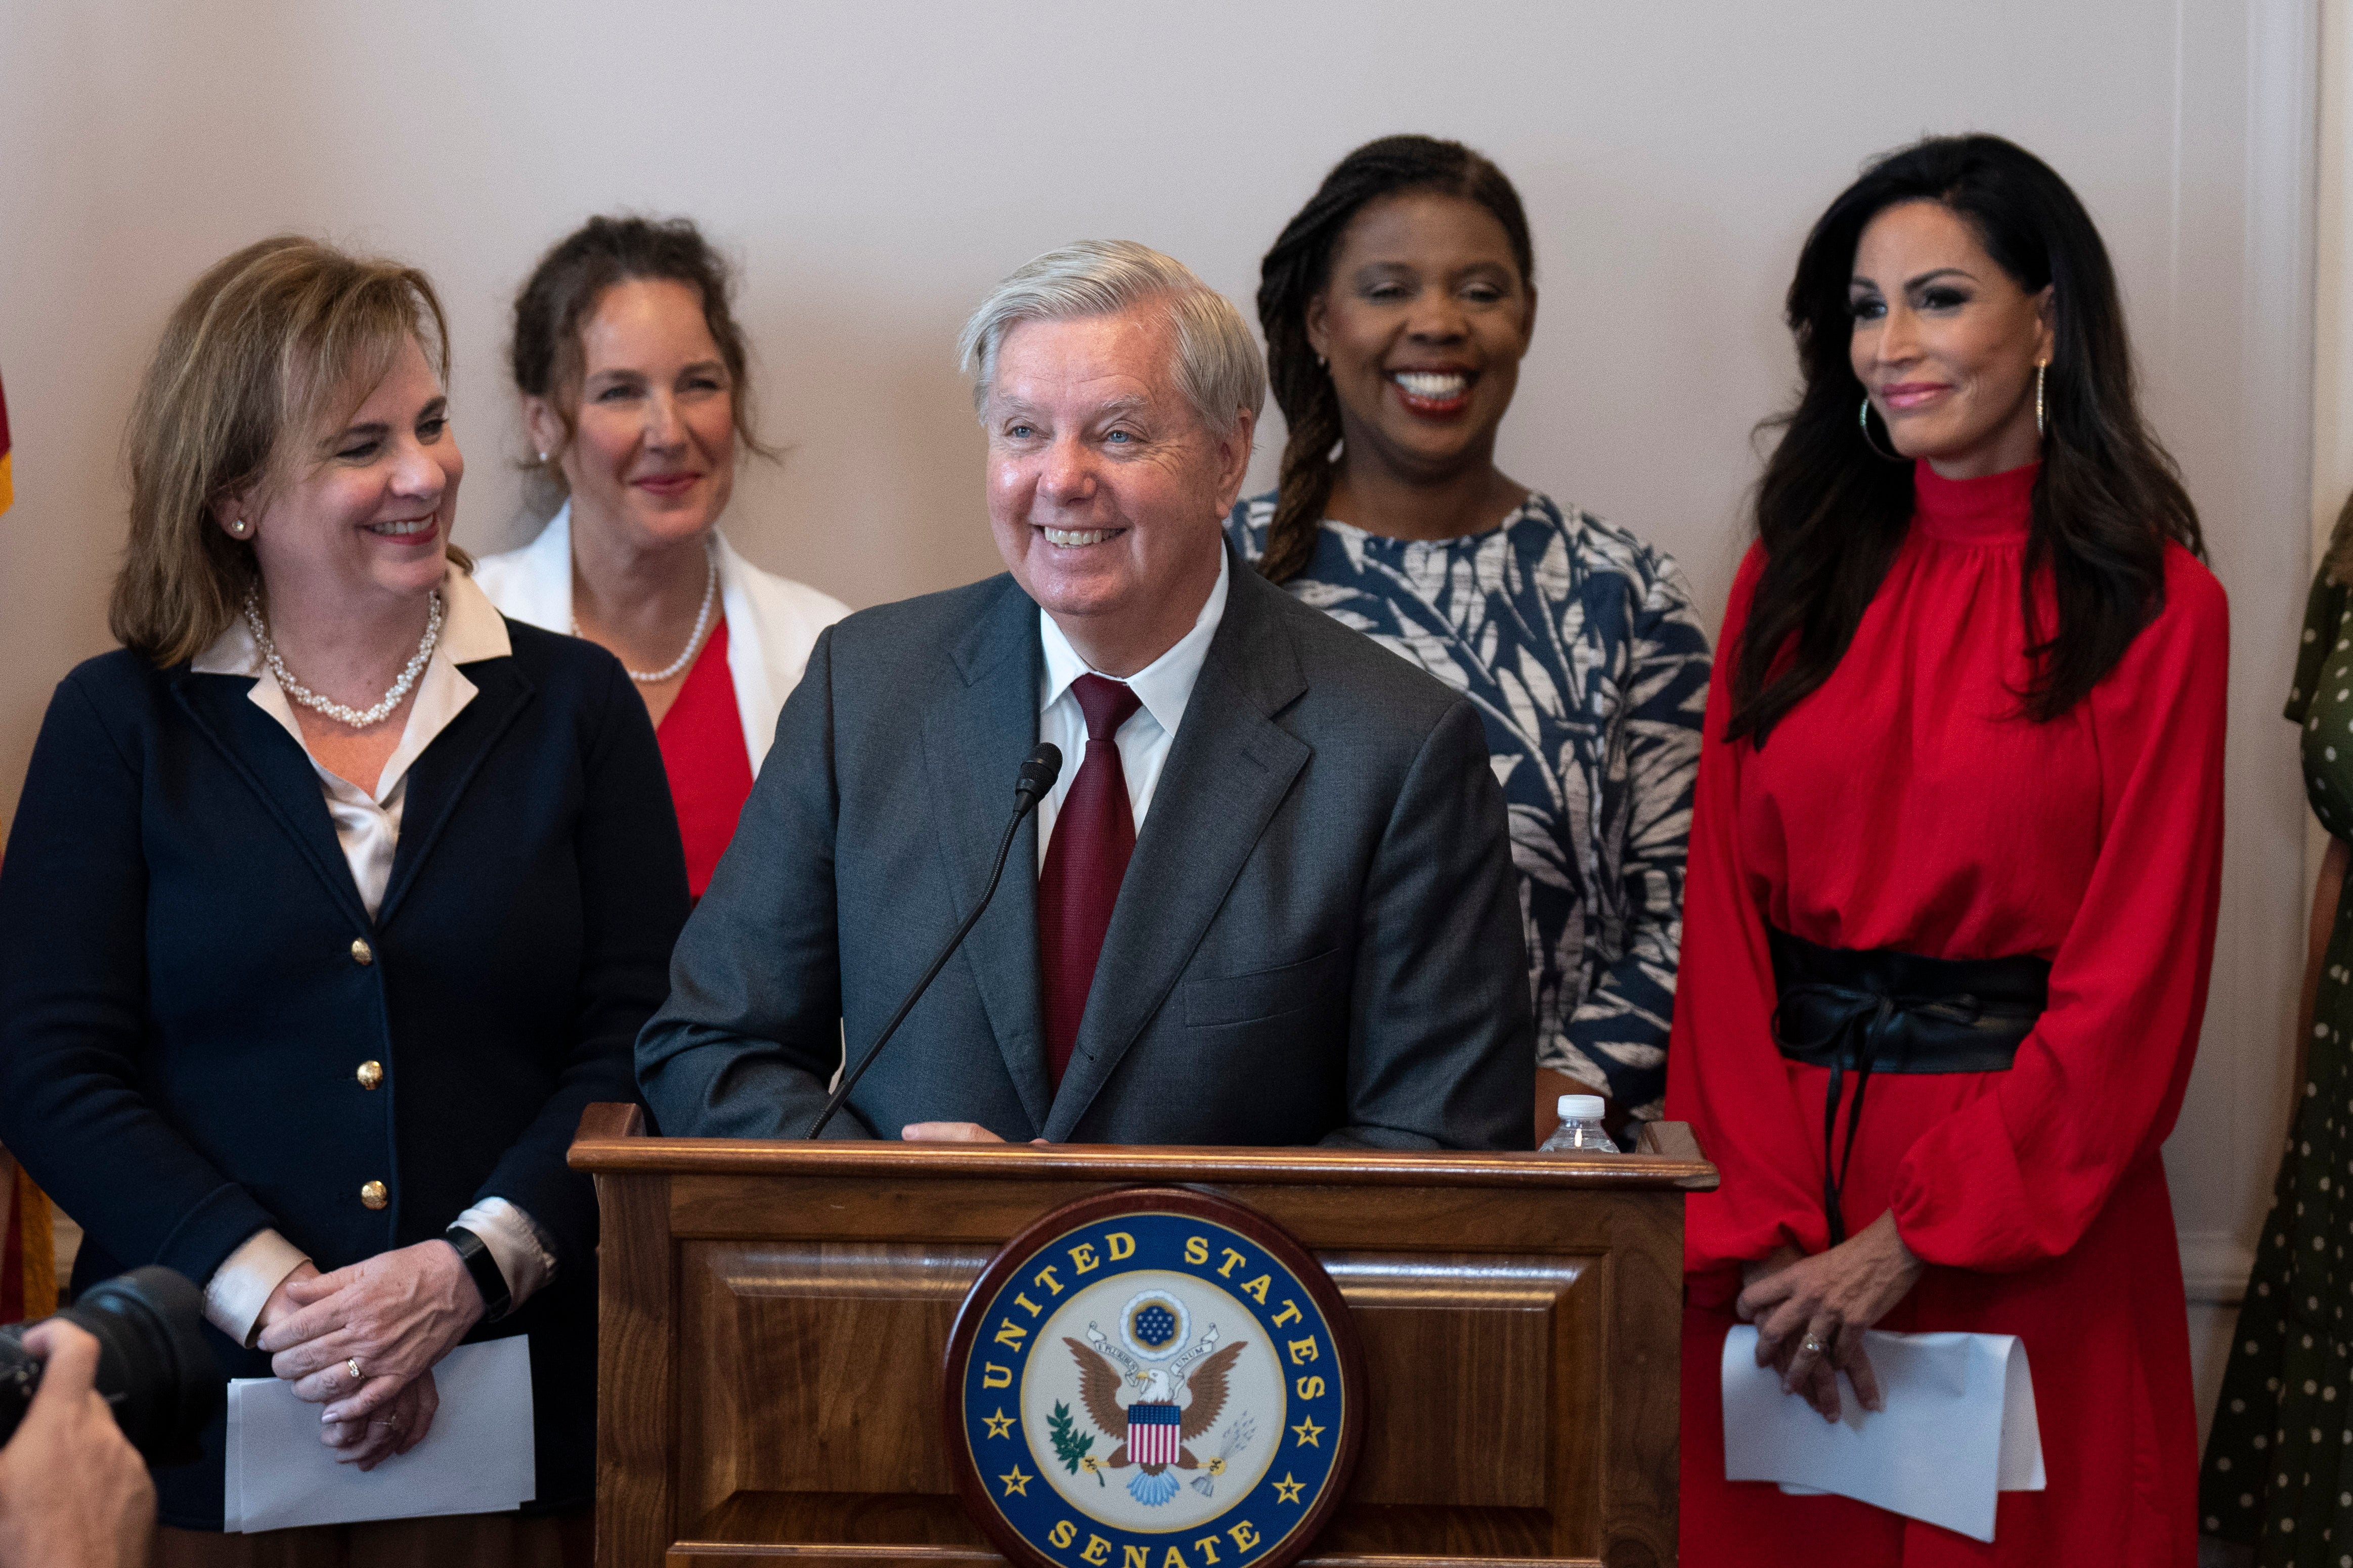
[{"left": 957, "top": 240, "right": 1267, "bottom": 438}]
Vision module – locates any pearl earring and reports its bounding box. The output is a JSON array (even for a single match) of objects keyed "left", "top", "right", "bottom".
[
  {"left": 228, "top": 518, "right": 251, "bottom": 538},
  {"left": 535, "top": 451, "right": 548, "bottom": 465}
]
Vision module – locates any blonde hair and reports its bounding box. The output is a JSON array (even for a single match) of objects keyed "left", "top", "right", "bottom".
[{"left": 111, "top": 235, "right": 470, "bottom": 666}]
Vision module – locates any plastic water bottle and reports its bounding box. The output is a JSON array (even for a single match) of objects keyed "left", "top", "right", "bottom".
[{"left": 1539, "top": 1094, "right": 1619, "bottom": 1154}]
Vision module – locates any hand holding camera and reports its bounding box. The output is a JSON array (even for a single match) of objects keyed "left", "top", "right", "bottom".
[
  {"left": 0, "top": 1265, "right": 219, "bottom": 1568},
  {"left": 0, "top": 1320, "right": 154, "bottom": 1568}
]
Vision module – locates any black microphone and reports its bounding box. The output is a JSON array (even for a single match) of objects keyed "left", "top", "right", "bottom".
[{"left": 805, "top": 742, "right": 1063, "bottom": 1138}]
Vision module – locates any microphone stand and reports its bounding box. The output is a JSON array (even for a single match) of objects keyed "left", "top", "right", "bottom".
[{"left": 804, "top": 744, "right": 1061, "bottom": 1139}]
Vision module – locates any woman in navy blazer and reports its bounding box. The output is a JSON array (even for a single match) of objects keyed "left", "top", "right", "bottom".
[{"left": 0, "top": 238, "right": 687, "bottom": 1563}]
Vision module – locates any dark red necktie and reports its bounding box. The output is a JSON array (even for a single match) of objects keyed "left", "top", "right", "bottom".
[{"left": 1039, "top": 674, "right": 1143, "bottom": 1089}]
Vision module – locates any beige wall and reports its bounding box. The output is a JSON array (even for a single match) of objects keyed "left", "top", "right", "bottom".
[{"left": 0, "top": 1, "right": 2320, "bottom": 1428}]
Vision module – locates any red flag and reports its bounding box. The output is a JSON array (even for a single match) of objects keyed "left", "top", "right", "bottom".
[
  {"left": 0, "top": 846, "right": 54, "bottom": 1321},
  {"left": 0, "top": 372, "right": 12, "bottom": 515},
  {"left": 0, "top": 1147, "right": 56, "bottom": 1323}
]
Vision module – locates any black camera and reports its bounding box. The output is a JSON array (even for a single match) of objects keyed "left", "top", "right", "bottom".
[{"left": 0, "top": 1266, "right": 220, "bottom": 1465}]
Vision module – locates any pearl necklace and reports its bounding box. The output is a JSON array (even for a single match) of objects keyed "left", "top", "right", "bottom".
[
  {"left": 573, "top": 543, "right": 717, "bottom": 684},
  {"left": 243, "top": 588, "right": 443, "bottom": 729}
]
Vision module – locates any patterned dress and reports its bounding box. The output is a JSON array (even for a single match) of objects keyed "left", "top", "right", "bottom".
[
  {"left": 1225, "top": 491, "right": 1710, "bottom": 1117},
  {"left": 2201, "top": 568, "right": 2353, "bottom": 1559}
]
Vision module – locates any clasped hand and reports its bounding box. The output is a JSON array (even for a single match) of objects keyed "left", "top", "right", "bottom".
[
  {"left": 253, "top": 1240, "right": 484, "bottom": 1469},
  {"left": 900, "top": 1123, "right": 1050, "bottom": 1144},
  {"left": 1735, "top": 1209, "right": 1924, "bottom": 1422}
]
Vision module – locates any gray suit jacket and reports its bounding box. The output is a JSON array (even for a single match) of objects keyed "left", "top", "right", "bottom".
[{"left": 636, "top": 548, "right": 1534, "bottom": 1148}]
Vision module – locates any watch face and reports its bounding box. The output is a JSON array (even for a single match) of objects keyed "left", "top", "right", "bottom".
[{"left": 943, "top": 1188, "right": 1363, "bottom": 1568}]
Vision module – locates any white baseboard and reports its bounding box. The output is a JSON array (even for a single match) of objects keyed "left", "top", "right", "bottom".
[{"left": 2180, "top": 1231, "right": 2256, "bottom": 1306}]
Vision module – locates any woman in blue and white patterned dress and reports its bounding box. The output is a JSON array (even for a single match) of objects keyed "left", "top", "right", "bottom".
[{"left": 1228, "top": 135, "right": 1710, "bottom": 1143}]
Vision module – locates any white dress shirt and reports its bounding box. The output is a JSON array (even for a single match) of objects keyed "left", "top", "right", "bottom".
[
  {"left": 1034, "top": 547, "right": 1229, "bottom": 868},
  {"left": 188, "top": 569, "right": 557, "bottom": 1343}
]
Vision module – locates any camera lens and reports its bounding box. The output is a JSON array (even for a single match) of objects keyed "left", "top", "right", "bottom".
[{"left": 0, "top": 1265, "right": 221, "bottom": 1465}]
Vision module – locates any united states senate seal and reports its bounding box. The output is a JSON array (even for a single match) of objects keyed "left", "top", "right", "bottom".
[{"left": 944, "top": 1188, "right": 1363, "bottom": 1568}]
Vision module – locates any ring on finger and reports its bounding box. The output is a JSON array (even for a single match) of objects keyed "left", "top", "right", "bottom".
[
  {"left": 1801, "top": 1334, "right": 1827, "bottom": 1357},
  {"left": 346, "top": 1357, "right": 363, "bottom": 1382}
]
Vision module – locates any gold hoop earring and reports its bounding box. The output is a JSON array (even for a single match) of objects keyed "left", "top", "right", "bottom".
[
  {"left": 1858, "top": 395, "right": 1904, "bottom": 463},
  {"left": 2034, "top": 361, "right": 2048, "bottom": 438}
]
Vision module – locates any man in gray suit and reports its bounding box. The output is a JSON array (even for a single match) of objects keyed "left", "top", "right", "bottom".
[{"left": 637, "top": 241, "right": 1533, "bottom": 1149}]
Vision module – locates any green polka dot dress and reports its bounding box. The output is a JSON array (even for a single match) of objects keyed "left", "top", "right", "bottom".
[{"left": 2201, "top": 569, "right": 2353, "bottom": 1557}]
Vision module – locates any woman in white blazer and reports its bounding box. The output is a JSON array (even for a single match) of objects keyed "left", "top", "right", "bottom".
[{"left": 476, "top": 216, "right": 847, "bottom": 895}]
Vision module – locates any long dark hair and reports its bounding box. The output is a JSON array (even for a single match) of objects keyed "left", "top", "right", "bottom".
[
  {"left": 1254, "top": 135, "right": 1535, "bottom": 584},
  {"left": 2324, "top": 486, "right": 2353, "bottom": 587},
  {"left": 509, "top": 214, "right": 774, "bottom": 513},
  {"left": 1729, "top": 134, "right": 2202, "bottom": 745}
]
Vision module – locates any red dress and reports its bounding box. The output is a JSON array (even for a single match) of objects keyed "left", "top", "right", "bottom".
[
  {"left": 657, "top": 616, "right": 756, "bottom": 899},
  {"left": 1668, "top": 462, "right": 2228, "bottom": 1565}
]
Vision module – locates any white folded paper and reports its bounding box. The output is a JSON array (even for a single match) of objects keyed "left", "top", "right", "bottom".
[
  {"left": 224, "top": 1336, "right": 536, "bottom": 1532},
  {"left": 1721, "top": 1324, "right": 2044, "bottom": 1543}
]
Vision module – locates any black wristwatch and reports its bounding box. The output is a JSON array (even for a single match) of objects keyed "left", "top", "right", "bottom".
[{"left": 444, "top": 1225, "right": 512, "bottom": 1322}]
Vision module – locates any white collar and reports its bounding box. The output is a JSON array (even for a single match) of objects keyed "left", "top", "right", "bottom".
[
  {"left": 505, "top": 500, "right": 753, "bottom": 631},
  {"left": 497, "top": 502, "right": 582, "bottom": 630},
  {"left": 191, "top": 565, "right": 510, "bottom": 677},
  {"left": 191, "top": 567, "right": 509, "bottom": 804},
  {"left": 1037, "top": 545, "right": 1229, "bottom": 737}
]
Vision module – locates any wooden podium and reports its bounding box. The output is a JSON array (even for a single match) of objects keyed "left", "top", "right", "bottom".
[{"left": 569, "top": 1105, "right": 1716, "bottom": 1568}]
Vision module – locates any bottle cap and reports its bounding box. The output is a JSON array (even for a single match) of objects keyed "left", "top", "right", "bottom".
[{"left": 1556, "top": 1094, "right": 1605, "bottom": 1121}]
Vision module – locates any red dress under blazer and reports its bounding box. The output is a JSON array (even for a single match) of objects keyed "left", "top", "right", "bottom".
[
  {"left": 1667, "top": 462, "right": 2228, "bottom": 1565},
  {"left": 658, "top": 617, "right": 756, "bottom": 899}
]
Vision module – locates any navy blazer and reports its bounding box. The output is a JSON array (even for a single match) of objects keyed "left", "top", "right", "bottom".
[
  {"left": 0, "top": 620, "right": 687, "bottom": 1529},
  {"left": 639, "top": 550, "right": 1534, "bottom": 1148}
]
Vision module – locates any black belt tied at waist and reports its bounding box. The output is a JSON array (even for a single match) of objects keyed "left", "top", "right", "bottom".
[{"left": 1768, "top": 928, "right": 2050, "bottom": 1246}]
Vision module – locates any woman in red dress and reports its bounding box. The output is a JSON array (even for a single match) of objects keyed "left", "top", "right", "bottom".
[{"left": 1669, "top": 135, "right": 2226, "bottom": 1565}]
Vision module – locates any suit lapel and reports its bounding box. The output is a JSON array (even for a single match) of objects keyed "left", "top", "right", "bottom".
[
  {"left": 169, "top": 674, "right": 371, "bottom": 928},
  {"left": 921, "top": 578, "right": 1053, "bottom": 1131},
  {"left": 375, "top": 658, "right": 534, "bottom": 928},
  {"left": 1043, "top": 564, "right": 1311, "bottom": 1140}
]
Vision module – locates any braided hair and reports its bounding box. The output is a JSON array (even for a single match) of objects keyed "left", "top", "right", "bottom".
[{"left": 1254, "top": 135, "right": 1535, "bottom": 584}]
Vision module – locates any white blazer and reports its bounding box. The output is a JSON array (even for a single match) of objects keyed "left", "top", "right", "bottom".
[{"left": 473, "top": 504, "right": 849, "bottom": 774}]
